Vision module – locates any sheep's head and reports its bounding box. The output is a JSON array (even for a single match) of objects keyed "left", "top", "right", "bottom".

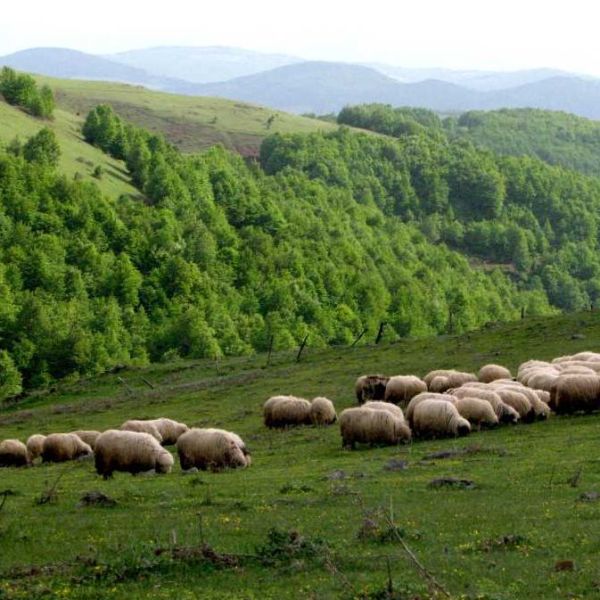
[{"left": 157, "top": 450, "right": 174, "bottom": 474}]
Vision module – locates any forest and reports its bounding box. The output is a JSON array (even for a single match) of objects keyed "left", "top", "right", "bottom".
[{"left": 0, "top": 102, "right": 556, "bottom": 398}]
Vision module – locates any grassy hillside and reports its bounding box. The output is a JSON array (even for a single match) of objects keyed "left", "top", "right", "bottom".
[
  {"left": 39, "top": 76, "right": 338, "bottom": 156},
  {"left": 0, "top": 102, "right": 137, "bottom": 199},
  {"left": 1, "top": 311, "right": 600, "bottom": 598}
]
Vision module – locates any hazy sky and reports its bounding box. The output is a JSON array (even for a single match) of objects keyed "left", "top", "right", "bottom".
[{"left": 1, "top": 0, "right": 599, "bottom": 74}]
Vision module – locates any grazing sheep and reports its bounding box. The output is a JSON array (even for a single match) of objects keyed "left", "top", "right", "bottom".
[
  {"left": 72, "top": 430, "right": 102, "bottom": 450},
  {"left": 0, "top": 439, "right": 29, "bottom": 467},
  {"left": 339, "top": 407, "right": 411, "bottom": 449},
  {"left": 203, "top": 428, "right": 252, "bottom": 466},
  {"left": 498, "top": 384, "right": 551, "bottom": 420},
  {"left": 557, "top": 365, "right": 597, "bottom": 376},
  {"left": 120, "top": 420, "right": 163, "bottom": 443},
  {"left": 363, "top": 401, "right": 405, "bottom": 419},
  {"left": 488, "top": 387, "right": 534, "bottom": 422},
  {"left": 310, "top": 397, "right": 337, "bottom": 426},
  {"left": 429, "top": 376, "right": 452, "bottom": 393},
  {"left": 524, "top": 370, "right": 559, "bottom": 391},
  {"left": 405, "top": 392, "right": 454, "bottom": 425},
  {"left": 453, "top": 397, "right": 499, "bottom": 428},
  {"left": 549, "top": 375, "right": 600, "bottom": 414},
  {"left": 412, "top": 399, "right": 471, "bottom": 438},
  {"left": 263, "top": 396, "right": 312, "bottom": 428},
  {"left": 95, "top": 430, "right": 174, "bottom": 479},
  {"left": 42, "top": 433, "right": 93, "bottom": 463},
  {"left": 383, "top": 375, "right": 427, "bottom": 407},
  {"left": 146, "top": 418, "right": 189, "bottom": 445},
  {"left": 478, "top": 364, "right": 512, "bottom": 383},
  {"left": 448, "top": 386, "right": 519, "bottom": 424},
  {"left": 535, "top": 389, "right": 550, "bottom": 404},
  {"left": 424, "top": 369, "right": 477, "bottom": 390},
  {"left": 26, "top": 434, "right": 46, "bottom": 462},
  {"left": 355, "top": 375, "right": 390, "bottom": 404},
  {"left": 572, "top": 351, "right": 600, "bottom": 362},
  {"left": 177, "top": 428, "right": 249, "bottom": 471}
]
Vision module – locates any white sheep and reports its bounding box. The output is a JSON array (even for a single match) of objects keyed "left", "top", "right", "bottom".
[
  {"left": 42, "top": 433, "right": 93, "bottom": 463},
  {"left": 120, "top": 420, "right": 163, "bottom": 443},
  {"left": 383, "top": 375, "right": 427, "bottom": 407},
  {"left": 412, "top": 399, "right": 471, "bottom": 438},
  {"left": 177, "top": 428, "right": 249, "bottom": 471},
  {"left": 0, "top": 439, "right": 30, "bottom": 467},
  {"left": 339, "top": 406, "right": 411, "bottom": 449},
  {"left": 309, "top": 397, "right": 337, "bottom": 425}
]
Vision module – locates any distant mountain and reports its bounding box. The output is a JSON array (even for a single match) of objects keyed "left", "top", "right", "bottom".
[
  {"left": 369, "top": 64, "right": 579, "bottom": 91},
  {"left": 108, "top": 46, "right": 302, "bottom": 84},
  {"left": 192, "top": 61, "right": 482, "bottom": 114},
  {"left": 0, "top": 47, "right": 191, "bottom": 92}
]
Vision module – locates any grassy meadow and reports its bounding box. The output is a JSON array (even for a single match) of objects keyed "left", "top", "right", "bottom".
[{"left": 1, "top": 311, "right": 600, "bottom": 598}]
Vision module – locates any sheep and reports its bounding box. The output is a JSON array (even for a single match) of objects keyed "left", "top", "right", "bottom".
[
  {"left": 42, "top": 433, "right": 93, "bottom": 463},
  {"left": 488, "top": 387, "right": 534, "bottom": 422},
  {"left": 0, "top": 439, "right": 30, "bottom": 467},
  {"left": 535, "top": 389, "right": 550, "bottom": 404},
  {"left": 145, "top": 418, "right": 189, "bottom": 445},
  {"left": 383, "top": 375, "right": 427, "bottom": 407},
  {"left": 263, "top": 396, "right": 312, "bottom": 428},
  {"left": 572, "top": 351, "right": 600, "bottom": 362},
  {"left": 339, "top": 407, "right": 411, "bottom": 449},
  {"left": 549, "top": 375, "right": 600, "bottom": 414},
  {"left": 478, "top": 364, "right": 513, "bottom": 383},
  {"left": 72, "top": 430, "right": 102, "bottom": 450},
  {"left": 429, "top": 376, "right": 452, "bottom": 393},
  {"left": 447, "top": 386, "right": 519, "bottom": 424},
  {"left": 412, "top": 399, "right": 471, "bottom": 438},
  {"left": 524, "top": 370, "right": 559, "bottom": 391},
  {"left": 120, "top": 420, "right": 163, "bottom": 443},
  {"left": 177, "top": 428, "right": 249, "bottom": 471},
  {"left": 363, "top": 401, "right": 405, "bottom": 419},
  {"left": 498, "top": 383, "right": 551, "bottom": 420},
  {"left": 26, "top": 434, "right": 46, "bottom": 462},
  {"left": 423, "top": 369, "right": 477, "bottom": 390},
  {"left": 355, "top": 375, "right": 390, "bottom": 404},
  {"left": 94, "top": 430, "right": 174, "bottom": 479},
  {"left": 309, "top": 397, "right": 337, "bottom": 426},
  {"left": 201, "top": 428, "right": 252, "bottom": 466},
  {"left": 405, "top": 392, "right": 454, "bottom": 425},
  {"left": 453, "top": 397, "right": 499, "bottom": 428}
]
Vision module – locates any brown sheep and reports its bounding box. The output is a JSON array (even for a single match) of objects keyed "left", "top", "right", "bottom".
[
  {"left": 95, "top": 430, "right": 174, "bottom": 478},
  {"left": 0, "top": 439, "right": 30, "bottom": 467},
  {"left": 339, "top": 407, "right": 411, "bottom": 449},
  {"left": 355, "top": 375, "right": 390, "bottom": 404},
  {"left": 177, "top": 428, "right": 249, "bottom": 471},
  {"left": 42, "top": 433, "right": 93, "bottom": 463},
  {"left": 383, "top": 375, "right": 427, "bottom": 407},
  {"left": 412, "top": 399, "right": 471, "bottom": 438},
  {"left": 478, "top": 364, "right": 513, "bottom": 383},
  {"left": 309, "top": 397, "right": 337, "bottom": 426},
  {"left": 263, "top": 396, "right": 312, "bottom": 428}
]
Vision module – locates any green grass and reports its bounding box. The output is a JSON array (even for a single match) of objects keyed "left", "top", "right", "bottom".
[
  {"left": 38, "top": 76, "right": 338, "bottom": 156},
  {"left": 0, "top": 102, "right": 137, "bottom": 200},
  {"left": 1, "top": 311, "right": 600, "bottom": 599}
]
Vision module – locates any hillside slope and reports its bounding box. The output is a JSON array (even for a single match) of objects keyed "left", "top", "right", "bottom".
[
  {"left": 0, "top": 311, "right": 599, "bottom": 598},
  {"left": 0, "top": 100, "right": 137, "bottom": 198}
]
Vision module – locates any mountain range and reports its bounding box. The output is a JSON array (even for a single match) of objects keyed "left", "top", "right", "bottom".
[{"left": 2, "top": 46, "right": 600, "bottom": 118}]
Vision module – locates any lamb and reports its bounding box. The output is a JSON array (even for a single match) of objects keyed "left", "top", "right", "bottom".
[
  {"left": 309, "top": 397, "right": 337, "bottom": 425},
  {"left": 94, "top": 430, "right": 174, "bottom": 478},
  {"left": 120, "top": 420, "right": 163, "bottom": 443},
  {"left": 453, "top": 397, "right": 499, "bottom": 428},
  {"left": 478, "top": 364, "right": 512, "bottom": 383},
  {"left": 405, "top": 392, "right": 454, "bottom": 425},
  {"left": 549, "top": 375, "right": 600, "bottom": 414},
  {"left": 177, "top": 428, "right": 249, "bottom": 471},
  {"left": 383, "top": 375, "right": 427, "bottom": 407},
  {"left": 412, "top": 399, "right": 471, "bottom": 438},
  {"left": 42, "top": 433, "right": 93, "bottom": 463},
  {"left": 26, "top": 434, "right": 46, "bottom": 462},
  {"left": 72, "top": 430, "right": 102, "bottom": 450},
  {"left": 355, "top": 375, "right": 390, "bottom": 404},
  {"left": 263, "top": 396, "right": 312, "bottom": 428},
  {"left": 145, "top": 418, "right": 189, "bottom": 445},
  {"left": 339, "top": 407, "right": 411, "bottom": 449},
  {"left": 448, "top": 386, "right": 519, "bottom": 424},
  {"left": 0, "top": 439, "right": 30, "bottom": 467}
]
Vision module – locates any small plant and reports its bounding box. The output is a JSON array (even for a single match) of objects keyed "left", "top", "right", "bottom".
[
  {"left": 92, "top": 165, "right": 104, "bottom": 179},
  {"left": 255, "top": 528, "right": 327, "bottom": 565}
]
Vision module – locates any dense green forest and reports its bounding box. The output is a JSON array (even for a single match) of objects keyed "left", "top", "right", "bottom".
[{"left": 0, "top": 103, "right": 550, "bottom": 397}]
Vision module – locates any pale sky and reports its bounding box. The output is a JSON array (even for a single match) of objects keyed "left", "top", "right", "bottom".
[{"left": 1, "top": 0, "right": 599, "bottom": 74}]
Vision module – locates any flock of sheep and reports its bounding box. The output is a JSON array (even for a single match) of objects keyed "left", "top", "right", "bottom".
[{"left": 1, "top": 351, "right": 599, "bottom": 476}]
